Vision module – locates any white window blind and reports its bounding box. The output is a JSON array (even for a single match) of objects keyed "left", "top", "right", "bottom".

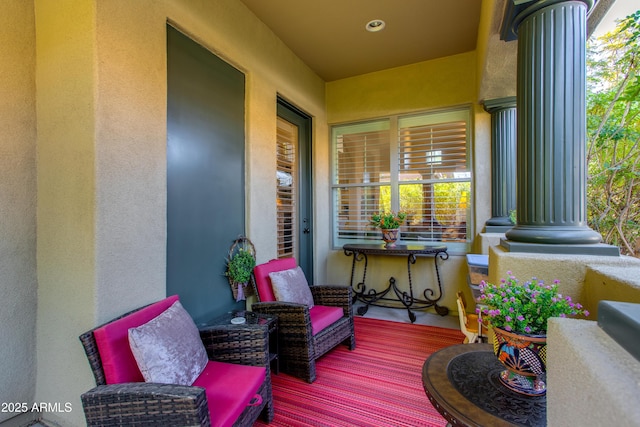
[
  {"left": 332, "top": 109, "right": 471, "bottom": 250},
  {"left": 277, "top": 117, "right": 298, "bottom": 259},
  {"left": 333, "top": 120, "right": 390, "bottom": 240}
]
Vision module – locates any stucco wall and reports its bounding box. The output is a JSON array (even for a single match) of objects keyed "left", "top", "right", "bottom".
[
  {"left": 30, "top": 0, "right": 327, "bottom": 426},
  {"left": 0, "top": 1, "right": 37, "bottom": 424},
  {"left": 547, "top": 318, "right": 640, "bottom": 426},
  {"left": 34, "top": 3, "right": 98, "bottom": 425},
  {"left": 327, "top": 51, "right": 478, "bottom": 123},
  {"left": 476, "top": 0, "right": 518, "bottom": 102},
  {"left": 583, "top": 265, "right": 640, "bottom": 318},
  {"left": 489, "top": 245, "right": 640, "bottom": 317}
]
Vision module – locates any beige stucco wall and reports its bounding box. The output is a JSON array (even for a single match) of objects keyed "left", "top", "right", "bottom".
[
  {"left": 489, "top": 245, "right": 640, "bottom": 318},
  {"left": 476, "top": 0, "right": 518, "bottom": 102},
  {"left": 28, "top": 0, "right": 327, "bottom": 425},
  {"left": 34, "top": 3, "right": 98, "bottom": 425},
  {"left": 583, "top": 264, "right": 640, "bottom": 318},
  {"left": 547, "top": 317, "right": 640, "bottom": 426},
  {"left": 0, "top": 1, "right": 37, "bottom": 424},
  {"left": 327, "top": 51, "right": 478, "bottom": 123}
]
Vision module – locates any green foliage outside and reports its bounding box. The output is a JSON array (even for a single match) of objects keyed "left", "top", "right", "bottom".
[
  {"left": 431, "top": 182, "right": 470, "bottom": 226},
  {"left": 379, "top": 182, "right": 470, "bottom": 226},
  {"left": 587, "top": 10, "right": 640, "bottom": 257}
]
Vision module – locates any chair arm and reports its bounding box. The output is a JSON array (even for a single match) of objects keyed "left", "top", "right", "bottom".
[
  {"left": 199, "top": 325, "right": 269, "bottom": 367},
  {"left": 81, "top": 383, "right": 209, "bottom": 426},
  {"left": 311, "top": 285, "right": 353, "bottom": 315},
  {"left": 252, "top": 301, "right": 313, "bottom": 336}
]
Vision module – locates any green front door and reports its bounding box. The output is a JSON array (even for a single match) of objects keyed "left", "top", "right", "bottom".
[{"left": 167, "top": 26, "right": 246, "bottom": 322}]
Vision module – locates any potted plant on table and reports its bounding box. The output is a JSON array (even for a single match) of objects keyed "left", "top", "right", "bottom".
[
  {"left": 370, "top": 211, "right": 407, "bottom": 247},
  {"left": 477, "top": 272, "right": 589, "bottom": 396}
]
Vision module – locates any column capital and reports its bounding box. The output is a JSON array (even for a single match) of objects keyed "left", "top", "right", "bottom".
[
  {"left": 500, "top": 0, "right": 595, "bottom": 41},
  {"left": 483, "top": 96, "right": 517, "bottom": 113}
]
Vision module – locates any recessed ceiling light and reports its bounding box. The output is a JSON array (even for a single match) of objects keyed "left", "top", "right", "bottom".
[{"left": 365, "top": 19, "right": 386, "bottom": 32}]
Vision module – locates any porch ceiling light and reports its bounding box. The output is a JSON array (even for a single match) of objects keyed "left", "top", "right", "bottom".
[{"left": 365, "top": 19, "right": 385, "bottom": 32}]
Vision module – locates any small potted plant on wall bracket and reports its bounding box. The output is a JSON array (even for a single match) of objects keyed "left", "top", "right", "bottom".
[{"left": 225, "top": 235, "right": 256, "bottom": 302}]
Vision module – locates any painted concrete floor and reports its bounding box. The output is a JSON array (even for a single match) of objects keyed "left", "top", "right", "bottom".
[{"left": 354, "top": 301, "right": 460, "bottom": 329}]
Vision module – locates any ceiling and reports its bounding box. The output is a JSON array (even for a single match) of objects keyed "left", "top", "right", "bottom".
[{"left": 239, "top": 0, "right": 483, "bottom": 82}]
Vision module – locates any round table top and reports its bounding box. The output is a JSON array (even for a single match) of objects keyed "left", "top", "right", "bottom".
[{"left": 422, "top": 343, "right": 546, "bottom": 427}]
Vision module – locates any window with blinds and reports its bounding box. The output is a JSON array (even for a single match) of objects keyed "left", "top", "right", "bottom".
[
  {"left": 332, "top": 109, "right": 471, "bottom": 250},
  {"left": 277, "top": 117, "right": 298, "bottom": 259}
]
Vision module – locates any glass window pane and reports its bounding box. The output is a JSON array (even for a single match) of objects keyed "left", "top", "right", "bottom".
[
  {"left": 332, "top": 108, "right": 471, "bottom": 249},
  {"left": 398, "top": 120, "right": 468, "bottom": 181},
  {"left": 333, "top": 120, "right": 390, "bottom": 185},
  {"left": 334, "top": 185, "right": 390, "bottom": 241},
  {"left": 399, "top": 182, "right": 470, "bottom": 243}
]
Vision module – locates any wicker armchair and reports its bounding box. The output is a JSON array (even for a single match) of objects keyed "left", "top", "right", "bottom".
[
  {"left": 251, "top": 257, "right": 356, "bottom": 383},
  {"left": 79, "top": 296, "right": 274, "bottom": 426}
]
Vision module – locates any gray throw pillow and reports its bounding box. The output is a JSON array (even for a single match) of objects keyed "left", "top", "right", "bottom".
[
  {"left": 269, "top": 266, "right": 315, "bottom": 308},
  {"left": 128, "top": 300, "right": 208, "bottom": 385}
]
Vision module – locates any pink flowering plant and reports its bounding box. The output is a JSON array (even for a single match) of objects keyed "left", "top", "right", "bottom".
[{"left": 477, "top": 272, "right": 589, "bottom": 335}]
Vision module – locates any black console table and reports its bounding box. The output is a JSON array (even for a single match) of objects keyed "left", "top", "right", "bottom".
[{"left": 343, "top": 243, "right": 449, "bottom": 323}]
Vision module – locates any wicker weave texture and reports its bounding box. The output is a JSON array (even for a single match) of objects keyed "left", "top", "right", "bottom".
[
  {"left": 79, "top": 301, "right": 274, "bottom": 426},
  {"left": 81, "top": 383, "right": 210, "bottom": 427},
  {"left": 252, "top": 284, "right": 356, "bottom": 383}
]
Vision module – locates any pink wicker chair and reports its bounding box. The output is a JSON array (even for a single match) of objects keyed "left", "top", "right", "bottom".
[
  {"left": 251, "top": 258, "right": 356, "bottom": 383},
  {"left": 79, "top": 296, "right": 273, "bottom": 426}
]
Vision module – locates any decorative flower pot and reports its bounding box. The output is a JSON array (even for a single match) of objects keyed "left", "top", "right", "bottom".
[
  {"left": 492, "top": 326, "right": 547, "bottom": 396},
  {"left": 381, "top": 228, "right": 399, "bottom": 247}
]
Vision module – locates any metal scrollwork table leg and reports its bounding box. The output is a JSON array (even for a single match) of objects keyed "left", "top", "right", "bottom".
[{"left": 343, "top": 244, "right": 449, "bottom": 323}]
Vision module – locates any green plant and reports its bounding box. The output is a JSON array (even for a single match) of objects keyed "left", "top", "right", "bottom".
[
  {"left": 477, "top": 272, "right": 589, "bottom": 335},
  {"left": 370, "top": 211, "right": 407, "bottom": 230},
  {"left": 586, "top": 11, "right": 640, "bottom": 257},
  {"left": 225, "top": 249, "right": 256, "bottom": 284},
  {"left": 509, "top": 210, "right": 517, "bottom": 225}
]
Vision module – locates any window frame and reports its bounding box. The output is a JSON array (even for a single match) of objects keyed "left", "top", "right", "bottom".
[{"left": 330, "top": 107, "right": 473, "bottom": 254}]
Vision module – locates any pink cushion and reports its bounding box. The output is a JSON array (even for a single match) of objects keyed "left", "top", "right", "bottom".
[
  {"left": 309, "top": 305, "right": 344, "bottom": 336},
  {"left": 253, "top": 257, "right": 297, "bottom": 302},
  {"left": 192, "top": 361, "right": 266, "bottom": 427},
  {"left": 93, "top": 295, "right": 180, "bottom": 384}
]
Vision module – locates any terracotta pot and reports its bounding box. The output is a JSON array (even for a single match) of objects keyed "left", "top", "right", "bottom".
[
  {"left": 381, "top": 228, "right": 399, "bottom": 247},
  {"left": 492, "top": 326, "right": 547, "bottom": 396}
]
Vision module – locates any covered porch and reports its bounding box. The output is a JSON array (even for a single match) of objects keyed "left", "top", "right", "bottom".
[{"left": 1, "top": 0, "right": 638, "bottom": 426}]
